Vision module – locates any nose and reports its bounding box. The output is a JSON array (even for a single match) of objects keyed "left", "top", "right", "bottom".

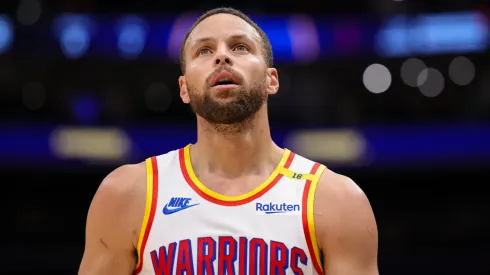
[{"left": 214, "top": 53, "right": 232, "bottom": 66}]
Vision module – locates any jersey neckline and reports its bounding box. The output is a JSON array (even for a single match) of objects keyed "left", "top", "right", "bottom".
[{"left": 179, "top": 144, "right": 295, "bottom": 206}]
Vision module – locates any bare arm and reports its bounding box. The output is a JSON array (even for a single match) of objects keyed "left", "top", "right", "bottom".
[
  {"left": 78, "top": 164, "right": 146, "bottom": 275},
  {"left": 314, "top": 170, "right": 379, "bottom": 275}
]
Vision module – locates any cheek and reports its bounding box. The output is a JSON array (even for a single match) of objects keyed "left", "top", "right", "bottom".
[
  {"left": 244, "top": 55, "right": 265, "bottom": 74},
  {"left": 246, "top": 55, "right": 263, "bottom": 66},
  {"left": 186, "top": 69, "right": 207, "bottom": 88}
]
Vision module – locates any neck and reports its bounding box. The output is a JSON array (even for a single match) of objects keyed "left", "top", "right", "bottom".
[{"left": 191, "top": 106, "right": 283, "bottom": 177}]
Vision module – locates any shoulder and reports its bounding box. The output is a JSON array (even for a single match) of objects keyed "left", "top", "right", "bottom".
[
  {"left": 97, "top": 162, "right": 147, "bottom": 199},
  {"left": 313, "top": 168, "right": 377, "bottom": 249},
  {"left": 87, "top": 161, "right": 148, "bottom": 246},
  {"left": 315, "top": 169, "right": 368, "bottom": 206}
]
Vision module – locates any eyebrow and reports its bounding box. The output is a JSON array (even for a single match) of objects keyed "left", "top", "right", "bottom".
[{"left": 191, "top": 34, "right": 252, "bottom": 47}]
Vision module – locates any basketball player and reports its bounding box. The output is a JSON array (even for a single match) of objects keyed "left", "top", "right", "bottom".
[{"left": 79, "top": 7, "right": 378, "bottom": 275}]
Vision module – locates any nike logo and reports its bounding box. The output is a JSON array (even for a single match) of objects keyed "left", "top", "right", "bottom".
[{"left": 162, "top": 203, "right": 199, "bottom": 215}]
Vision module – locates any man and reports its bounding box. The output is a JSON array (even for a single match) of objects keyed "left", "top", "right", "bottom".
[{"left": 78, "top": 7, "right": 378, "bottom": 275}]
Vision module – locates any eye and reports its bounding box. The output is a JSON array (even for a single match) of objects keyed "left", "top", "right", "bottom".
[
  {"left": 233, "top": 44, "right": 249, "bottom": 52},
  {"left": 198, "top": 47, "right": 212, "bottom": 55}
]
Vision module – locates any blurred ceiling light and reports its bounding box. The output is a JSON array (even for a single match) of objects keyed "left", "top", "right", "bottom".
[
  {"left": 363, "top": 63, "right": 392, "bottom": 94},
  {"left": 53, "top": 14, "right": 95, "bottom": 59},
  {"left": 16, "top": 0, "right": 42, "bottom": 26},
  {"left": 376, "top": 12, "right": 489, "bottom": 57},
  {"left": 401, "top": 58, "right": 427, "bottom": 87},
  {"left": 449, "top": 56, "right": 476, "bottom": 86},
  {"left": 288, "top": 15, "right": 320, "bottom": 62},
  {"left": 417, "top": 68, "right": 445, "bottom": 98},
  {"left": 0, "top": 15, "right": 13, "bottom": 55},
  {"left": 50, "top": 127, "right": 131, "bottom": 161},
  {"left": 116, "top": 15, "right": 148, "bottom": 60},
  {"left": 167, "top": 13, "right": 198, "bottom": 61},
  {"left": 285, "top": 129, "right": 367, "bottom": 164}
]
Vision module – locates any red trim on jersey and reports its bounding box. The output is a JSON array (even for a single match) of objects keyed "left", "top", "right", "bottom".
[
  {"left": 134, "top": 157, "right": 159, "bottom": 275},
  {"left": 302, "top": 162, "right": 323, "bottom": 274},
  {"left": 179, "top": 148, "right": 295, "bottom": 206}
]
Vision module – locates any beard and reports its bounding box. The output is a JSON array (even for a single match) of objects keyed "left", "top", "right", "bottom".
[{"left": 187, "top": 72, "right": 267, "bottom": 133}]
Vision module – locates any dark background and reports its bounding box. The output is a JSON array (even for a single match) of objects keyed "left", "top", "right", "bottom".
[{"left": 2, "top": 0, "right": 490, "bottom": 274}]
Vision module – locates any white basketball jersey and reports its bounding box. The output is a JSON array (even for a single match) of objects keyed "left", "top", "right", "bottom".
[{"left": 134, "top": 144, "right": 327, "bottom": 275}]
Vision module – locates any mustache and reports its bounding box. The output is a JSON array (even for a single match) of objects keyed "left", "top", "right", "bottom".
[{"left": 205, "top": 66, "right": 243, "bottom": 87}]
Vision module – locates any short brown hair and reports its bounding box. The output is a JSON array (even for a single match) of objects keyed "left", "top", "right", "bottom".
[{"left": 179, "top": 7, "right": 273, "bottom": 74}]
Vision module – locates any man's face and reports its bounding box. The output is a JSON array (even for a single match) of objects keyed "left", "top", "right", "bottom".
[{"left": 179, "top": 14, "right": 277, "bottom": 125}]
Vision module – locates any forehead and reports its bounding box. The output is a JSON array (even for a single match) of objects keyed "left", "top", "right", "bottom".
[{"left": 187, "top": 13, "right": 261, "bottom": 45}]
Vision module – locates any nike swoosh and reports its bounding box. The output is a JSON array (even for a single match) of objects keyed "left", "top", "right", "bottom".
[{"left": 162, "top": 203, "right": 199, "bottom": 215}]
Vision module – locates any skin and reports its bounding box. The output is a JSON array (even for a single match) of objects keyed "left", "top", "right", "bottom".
[{"left": 78, "top": 13, "right": 378, "bottom": 275}]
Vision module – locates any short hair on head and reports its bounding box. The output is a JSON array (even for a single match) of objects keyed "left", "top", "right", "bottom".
[{"left": 179, "top": 7, "right": 273, "bottom": 74}]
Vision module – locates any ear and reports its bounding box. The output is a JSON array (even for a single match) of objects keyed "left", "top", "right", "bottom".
[
  {"left": 266, "top": 68, "right": 279, "bottom": 95},
  {"left": 179, "top": 75, "right": 190, "bottom": 104}
]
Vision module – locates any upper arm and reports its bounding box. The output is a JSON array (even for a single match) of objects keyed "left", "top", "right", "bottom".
[
  {"left": 78, "top": 164, "right": 146, "bottom": 275},
  {"left": 314, "top": 171, "right": 378, "bottom": 275}
]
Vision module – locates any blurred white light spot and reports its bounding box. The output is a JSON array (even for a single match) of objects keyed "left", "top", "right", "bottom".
[
  {"left": 449, "top": 56, "right": 475, "bottom": 86},
  {"left": 363, "top": 63, "right": 392, "bottom": 94},
  {"left": 16, "top": 0, "right": 42, "bottom": 26},
  {"left": 21, "top": 81, "right": 46, "bottom": 110},
  {"left": 285, "top": 129, "right": 367, "bottom": 163},
  {"left": 50, "top": 127, "right": 131, "bottom": 161},
  {"left": 0, "top": 16, "right": 14, "bottom": 54},
  {"left": 417, "top": 68, "right": 445, "bottom": 98},
  {"left": 145, "top": 82, "right": 172, "bottom": 112},
  {"left": 401, "top": 58, "right": 427, "bottom": 87}
]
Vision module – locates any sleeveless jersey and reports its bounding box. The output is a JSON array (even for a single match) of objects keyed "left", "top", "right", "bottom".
[{"left": 134, "top": 144, "right": 327, "bottom": 275}]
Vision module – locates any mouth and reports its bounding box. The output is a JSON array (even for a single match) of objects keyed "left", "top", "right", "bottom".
[{"left": 211, "top": 71, "right": 240, "bottom": 87}]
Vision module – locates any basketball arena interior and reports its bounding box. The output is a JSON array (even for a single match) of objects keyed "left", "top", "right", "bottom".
[{"left": 1, "top": 0, "right": 489, "bottom": 274}]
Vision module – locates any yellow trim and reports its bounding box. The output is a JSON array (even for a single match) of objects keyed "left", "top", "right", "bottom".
[
  {"left": 279, "top": 167, "right": 316, "bottom": 181},
  {"left": 135, "top": 158, "right": 154, "bottom": 269},
  {"left": 183, "top": 144, "right": 291, "bottom": 202},
  {"left": 307, "top": 164, "right": 327, "bottom": 272}
]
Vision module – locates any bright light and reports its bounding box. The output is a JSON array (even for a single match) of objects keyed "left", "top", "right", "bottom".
[
  {"left": 363, "top": 63, "right": 392, "bottom": 94},
  {"left": 0, "top": 15, "right": 14, "bottom": 54},
  {"left": 53, "top": 14, "right": 95, "bottom": 59},
  {"left": 116, "top": 16, "right": 148, "bottom": 59}
]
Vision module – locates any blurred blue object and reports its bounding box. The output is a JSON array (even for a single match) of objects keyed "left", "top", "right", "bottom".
[
  {"left": 72, "top": 93, "right": 100, "bottom": 124},
  {"left": 53, "top": 14, "right": 96, "bottom": 59},
  {"left": 1, "top": 123, "right": 490, "bottom": 168},
  {"left": 0, "top": 11, "right": 482, "bottom": 61},
  {"left": 115, "top": 15, "right": 148, "bottom": 59},
  {"left": 376, "top": 12, "right": 489, "bottom": 57},
  {"left": 0, "top": 15, "right": 14, "bottom": 55}
]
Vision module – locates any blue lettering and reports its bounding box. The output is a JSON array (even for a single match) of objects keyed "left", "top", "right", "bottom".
[
  {"left": 255, "top": 202, "right": 301, "bottom": 214},
  {"left": 168, "top": 197, "right": 179, "bottom": 207}
]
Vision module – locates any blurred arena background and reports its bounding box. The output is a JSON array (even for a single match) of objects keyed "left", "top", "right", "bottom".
[{"left": 1, "top": 0, "right": 490, "bottom": 274}]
